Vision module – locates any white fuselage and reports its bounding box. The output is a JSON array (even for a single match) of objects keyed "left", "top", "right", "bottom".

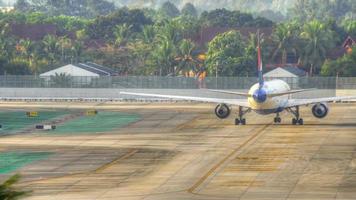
[{"left": 247, "top": 79, "right": 290, "bottom": 115}]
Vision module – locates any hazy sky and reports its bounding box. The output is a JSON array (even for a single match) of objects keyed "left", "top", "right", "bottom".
[{"left": 1, "top": 0, "right": 295, "bottom": 14}]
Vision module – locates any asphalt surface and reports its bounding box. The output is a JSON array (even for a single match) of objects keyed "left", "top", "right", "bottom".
[{"left": 0, "top": 102, "right": 355, "bottom": 200}]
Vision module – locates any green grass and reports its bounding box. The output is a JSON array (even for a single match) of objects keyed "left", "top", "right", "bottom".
[
  {"left": 0, "top": 152, "right": 52, "bottom": 174},
  {"left": 0, "top": 111, "right": 69, "bottom": 134},
  {"left": 52, "top": 112, "right": 140, "bottom": 134}
]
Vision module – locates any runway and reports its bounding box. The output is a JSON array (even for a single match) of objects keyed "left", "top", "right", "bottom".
[{"left": 0, "top": 102, "right": 356, "bottom": 200}]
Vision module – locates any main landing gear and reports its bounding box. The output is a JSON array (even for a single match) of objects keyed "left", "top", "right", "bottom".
[
  {"left": 287, "top": 106, "right": 304, "bottom": 125},
  {"left": 235, "top": 106, "right": 251, "bottom": 125},
  {"left": 274, "top": 113, "right": 282, "bottom": 124}
]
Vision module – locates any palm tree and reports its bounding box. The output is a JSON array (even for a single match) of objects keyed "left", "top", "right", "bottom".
[
  {"left": 272, "top": 22, "right": 299, "bottom": 65},
  {"left": 18, "top": 39, "right": 34, "bottom": 67},
  {"left": 0, "top": 174, "right": 30, "bottom": 200},
  {"left": 58, "top": 36, "right": 72, "bottom": 63},
  {"left": 158, "top": 20, "right": 182, "bottom": 46},
  {"left": 140, "top": 25, "right": 156, "bottom": 44},
  {"left": 71, "top": 41, "right": 84, "bottom": 63},
  {"left": 300, "top": 20, "right": 335, "bottom": 75},
  {"left": 50, "top": 72, "right": 72, "bottom": 88},
  {"left": 175, "top": 39, "right": 196, "bottom": 75},
  {"left": 114, "top": 23, "right": 133, "bottom": 47},
  {"left": 42, "top": 35, "right": 59, "bottom": 66},
  {"left": 152, "top": 36, "right": 175, "bottom": 76}
]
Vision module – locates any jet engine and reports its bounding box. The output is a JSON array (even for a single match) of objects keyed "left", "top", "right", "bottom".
[
  {"left": 215, "top": 103, "right": 231, "bottom": 119},
  {"left": 312, "top": 103, "right": 329, "bottom": 118}
]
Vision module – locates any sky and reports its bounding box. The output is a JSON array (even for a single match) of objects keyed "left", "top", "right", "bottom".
[{"left": 2, "top": 0, "right": 296, "bottom": 14}]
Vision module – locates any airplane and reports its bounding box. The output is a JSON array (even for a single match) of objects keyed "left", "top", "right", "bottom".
[{"left": 120, "top": 45, "right": 356, "bottom": 125}]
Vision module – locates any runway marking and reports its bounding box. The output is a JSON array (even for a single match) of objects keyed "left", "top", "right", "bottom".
[
  {"left": 94, "top": 149, "right": 138, "bottom": 173},
  {"left": 19, "top": 149, "right": 138, "bottom": 185},
  {"left": 187, "top": 124, "right": 270, "bottom": 194},
  {"left": 175, "top": 115, "right": 201, "bottom": 131}
]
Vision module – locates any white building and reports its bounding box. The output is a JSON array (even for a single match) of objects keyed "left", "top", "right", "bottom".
[
  {"left": 40, "top": 62, "right": 117, "bottom": 78},
  {"left": 40, "top": 62, "right": 118, "bottom": 86},
  {"left": 264, "top": 66, "right": 307, "bottom": 88}
]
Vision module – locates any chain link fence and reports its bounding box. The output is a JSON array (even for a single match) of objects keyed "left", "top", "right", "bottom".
[{"left": 0, "top": 75, "right": 353, "bottom": 89}]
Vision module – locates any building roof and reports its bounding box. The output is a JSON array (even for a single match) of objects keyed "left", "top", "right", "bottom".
[
  {"left": 283, "top": 66, "right": 307, "bottom": 77},
  {"left": 86, "top": 62, "right": 118, "bottom": 75},
  {"left": 342, "top": 36, "right": 355, "bottom": 48},
  {"left": 327, "top": 36, "right": 355, "bottom": 60},
  {"left": 40, "top": 62, "right": 117, "bottom": 77},
  {"left": 77, "top": 62, "right": 118, "bottom": 76},
  {"left": 264, "top": 66, "right": 306, "bottom": 78},
  {"left": 11, "top": 24, "right": 57, "bottom": 41},
  {"left": 40, "top": 64, "right": 100, "bottom": 77},
  {"left": 327, "top": 47, "right": 347, "bottom": 60}
]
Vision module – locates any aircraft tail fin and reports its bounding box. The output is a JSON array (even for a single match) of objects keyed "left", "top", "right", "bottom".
[{"left": 257, "top": 44, "right": 264, "bottom": 88}]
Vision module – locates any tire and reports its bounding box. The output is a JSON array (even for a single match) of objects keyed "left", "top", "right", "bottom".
[
  {"left": 235, "top": 119, "right": 240, "bottom": 125},
  {"left": 277, "top": 118, "right": 281, "bottom": 123},
  {"left": 292, "top": 118, "right": 297, "bottom": 125},
  {"left": 241, "top": 119, "right": 246, "bottom": 125},
  {"left": 298, "top": 119, "right": 304, "bottom": 125}
]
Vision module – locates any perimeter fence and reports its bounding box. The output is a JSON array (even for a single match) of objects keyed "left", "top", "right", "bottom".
[{"left": 0, "top": 75, "right": 355, "bottom": 89}]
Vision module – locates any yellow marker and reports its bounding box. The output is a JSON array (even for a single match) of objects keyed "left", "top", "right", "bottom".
[
  {"left": 86, "top": 110, "right": 98, "bottom": 116},
  {"left": 27, "top": 111, "right": 38, "bottom": 117}
]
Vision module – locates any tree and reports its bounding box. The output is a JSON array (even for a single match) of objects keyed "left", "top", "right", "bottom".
[
  {"left": 206, "top": 31, "right": 254, "bottom": 76},
  {"left": 289, "top": 0, "right": 355, "bottom": 22},
  {"left": 271, "top": 22, "right": 300, "bottom": 64},
  {"left": 14, "top": 0, "right": 32, "bottom": 13},
  {"left": 342, "top": 19, "right": 356, "bottom": 36},
  {"left": 300, "top": 20, "right": 336, "bottom": 75},
  {"left": 160, "top": 1, "right": 180, "bottom": 18},
  {"left": 42, "top": 35, "right": 59, "bottom": 66},
  {"left": 173, "top": 15, "right": 200, "bottom": 38},
  {"left": 175, "top": 39, "right": 196, "bottom": 75},
  {"left": 87, "top": 8, "right": 152, "bottom": 40},
  {"left": 0, "top": 174, "right": 30, "bottom": 200},
  {"left": 114, "top": 23, "right": 133, "bottom": 47},
  {"left": 258, "top": 10, "right": 286, "bottom": 23},
  {"left": 200, "top": 9, "right": 273, "bottom": 28},
  {"left": 181, "top": 3, "right": 198, "bottom": 18},
  {"left": 4, "top": 59, "right": 31, "bottom": 75},
  {"left": 151, "top": 35, "right": 176, "bottom": 76},
  {"left": 57, "top": 36, "right": 72, "bottom": 63},
  {"left": 50, "top": 72, "right": 72, "bottom": 87},
  {"left": 71, "top": 41, "right": 84, "bottom": 63},
  {"left": 321, "top": 48, "right": 356, "bottom": 77},
  {"left": 158, "top": 20, "right": 182, "bottom": 46},
  {"left": 139, "top": 25, "right": 156, "bottom": 44}
]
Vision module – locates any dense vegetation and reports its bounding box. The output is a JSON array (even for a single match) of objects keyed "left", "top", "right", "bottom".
[
  {"left": 0, "top": 0, "right": 355, "bottom": 76},
  {"left": 0, "top": 174, "right": 30, "bottom": 199}
]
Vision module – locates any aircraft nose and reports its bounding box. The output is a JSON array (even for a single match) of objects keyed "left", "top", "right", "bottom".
[{"left": 253, "top": 89, "right": 267, "bottom": 103}]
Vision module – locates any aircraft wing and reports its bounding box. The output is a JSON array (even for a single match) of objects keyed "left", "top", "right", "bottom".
[
  {"left": 120, "top": 92, "right": 249, "bottom": 107},
  {"left": 286, "top": 96, "right": 356, "bottom": 108},
  {"left": 209, "top": 90, "right": 251, "bottom": 97}
]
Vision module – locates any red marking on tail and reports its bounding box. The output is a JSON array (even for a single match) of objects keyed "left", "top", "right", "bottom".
[{"left": 257, "top": 46, "right": 262, "bottom": 72}]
